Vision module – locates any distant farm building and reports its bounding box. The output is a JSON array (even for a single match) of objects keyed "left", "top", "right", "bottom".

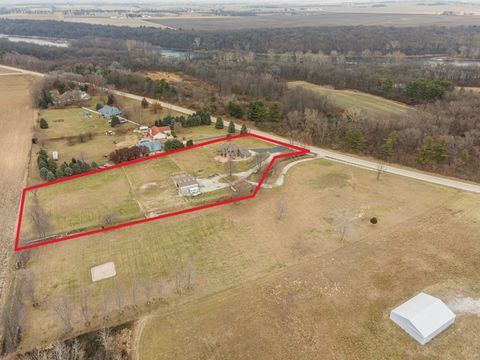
[
  {"left": 390, "top": 292, "right": 455, "bottom": 345},
  {"left": 136, "top": 139, "right": 162, "bottom": 153},
  {"left": 171, "top": 173, "right": 200, "bottom": 196},
  {"left": 217, "top": 143, "right": 251, "bottom": 159},
  {"left": 98, "top": 105, "right": 122, "bottom": 118},
  {"left": 51, "top": 89, "right": 90, "bottom": 107}
]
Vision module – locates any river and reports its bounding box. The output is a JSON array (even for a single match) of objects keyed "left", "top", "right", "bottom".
[{"left": 0, "top": 34, "right": 69, "bottom": 48}]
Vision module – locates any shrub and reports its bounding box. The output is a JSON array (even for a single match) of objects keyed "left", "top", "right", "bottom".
[
  {"left": 370, "top": 217, "right": 378, "bottom": 225},
  {"left": 164, "top": 139, "right": 185, "bottom": 152},
  {"left": 39, "top": 118, "right": 49, "bottom": 129},
  {"left": 215, "top": 117, "right": 224, "bottom": 129}
]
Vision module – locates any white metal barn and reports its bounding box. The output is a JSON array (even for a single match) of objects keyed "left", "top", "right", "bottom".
[{"left": 390, "top": 292, "right": 455, "bottom": 345}]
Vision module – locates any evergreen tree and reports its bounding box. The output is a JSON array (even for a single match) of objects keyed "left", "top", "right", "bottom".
[
  {"left": 227, "top": 102, "right": 244, "bottom": 118},
  {"left": 141, "top": 97, "right": 149, "bottom": 108},
  {"left": 71, "top": 163, "right": 81, "bottom": 174},
  {"left": 56, "top": 167, "right": 64, "bottom": 178},
  {"left": 95, "top": 103, "right": 104, "bottom": 111},
  {"left": 39, "top": 89, "right": 52, "bottom": 109},
  {"left": 164, "top": 139, "right": 185, "bottom": 152},
  {"left": 268, "top": 103, "right": 281, "bottom": 122},
  {"left": 39, "top": 118, "right": 49, "bottom": 129},
  {"left": 240, "top": 123, "right": 248, "bottom": 134},
  {"left": 39, "top": 167, "right": 49, "bottom": 179},
  {"left": 186, "top": 139, "right": 194, "bottom": 147},
  {"left": 91, "top": 161, "right": 99, "bottom": 170},
  {"left": 110, "top": 116, "right": 121, "bottom": 127},
  {"left": 345, "top": 128, "right": 365, "bottom": 151},
  {"left": 228, "top": 121, "right": 236, "bottom": 134},
  {"left": 64, "top": 166, "right": 73, "bottom": 177},
  {"left": 247, "top": 101, "right": 267, "bottom": 123},
  {"left": 47, "top": 159, "right": 57, "bottom": 173},
  {"left": 215, "top": 117, "right": 224, "bottom": 129},
  {"left": 46, "top": 171, "right": 56, "bottom": 182}
]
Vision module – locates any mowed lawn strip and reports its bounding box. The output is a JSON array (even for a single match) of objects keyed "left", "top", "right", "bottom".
[{"left": 288, "top": 80, "right": 413, "bottom": 117}]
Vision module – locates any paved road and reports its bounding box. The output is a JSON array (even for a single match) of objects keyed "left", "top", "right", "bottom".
[{"left": 5, "top": 64, "right": 480, "bottom": 194}]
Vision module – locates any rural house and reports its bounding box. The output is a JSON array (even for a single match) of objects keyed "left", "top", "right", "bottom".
[
  {"left": 151, "top": 126, "right": 172, "bottom": 140},
  {"left": 98, "top": 105, "right": 122, "bottom": 118},
  {"left": 136, "top": 139, "right": 162, "bottom": 153},
  {"left": 171, "top": 173, "right": 200, "bottom": 196}
]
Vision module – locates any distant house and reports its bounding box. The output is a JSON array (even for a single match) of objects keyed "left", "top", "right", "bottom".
[
  {"left": 217, "top": 143, "right": 251, "bottom": 159},
  {"left": 151, "top": 126, "right": 172, "bottom": 140},
  {"left": 98, "top": 105, "right": 122, "bottom": 118},
  {"left": 136, "top": 139, "right": 162, "bottom": 153},
  {"left": 171, "top": 173, "right": 200, "bottom": 196}
]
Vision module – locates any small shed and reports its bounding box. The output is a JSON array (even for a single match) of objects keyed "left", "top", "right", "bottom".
[
  {"left": 390, "top": 292, "right": 455, "bottom": 345},
  {"left": 172, "top": 173, "right": 200, "bottom": 196}
]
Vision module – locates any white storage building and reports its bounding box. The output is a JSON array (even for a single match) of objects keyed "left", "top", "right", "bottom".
[{"left": 390, "top": 292, "right": 455, "bottom": 345}]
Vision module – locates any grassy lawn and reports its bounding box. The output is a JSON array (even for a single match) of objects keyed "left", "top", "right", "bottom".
[
  {"left": 21, "top": 168, "right": 142, "bottom": 241},
  {"left": 18, "top": 156, "right": 480, "bottom": 356},
  {"left": 288, "top": 80, "right": 413, "bottom": 118},
  {"left": 20, "top": 136, "right": 277, "bottom": 244}
]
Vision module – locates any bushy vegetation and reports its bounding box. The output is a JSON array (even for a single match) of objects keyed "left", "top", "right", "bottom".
[
  {"left": 109, "top": 146, "right": 148, "bottom": 164},
  {"left": 37, "top": 149, "right": 98, "bottom": 181}
]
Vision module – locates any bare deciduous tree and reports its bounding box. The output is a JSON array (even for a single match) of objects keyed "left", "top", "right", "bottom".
[
  {"left": 97, "top": 327, "right": 112, "bottom": 360},
  {"left": 29, "top": 191, "right": 51, "bottom": 239},
  {"left": 79, "top": 289, "right": 90, "bottom": 326},
  {"left": 101, "top": 213, "right": 117, "bottom": 227},
  {"left": 52, "top": 341, "right": 68, "bottom": 360},
  {"left": 276, "top": 199, "right": 287, "bottom": 220},
  {"left": 185, "top": 264, "right": 195, "bottom": 291},
  {"left": 22, "top": 272, "right": 38, "bottom": 307},
  {"left": 376, "top": 163, "right": 387, "bottom": 180},
  {"left": 114, "top": 282, "right": 124, "bottom": 314},
  {"left": 51, "top": 296, "right": 72, "bottom": 333},
  {"left": 14, "top": 249, "right": 31, "bottom": 270}
]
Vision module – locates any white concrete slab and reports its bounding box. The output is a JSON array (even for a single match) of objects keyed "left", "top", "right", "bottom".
[{"left": 91, "top": 262, "right": 116, "bottom": 282}]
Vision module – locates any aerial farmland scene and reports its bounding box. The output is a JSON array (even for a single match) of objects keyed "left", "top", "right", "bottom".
[{"left": 1, "top": 1, "right": 480, "bottom": 359}]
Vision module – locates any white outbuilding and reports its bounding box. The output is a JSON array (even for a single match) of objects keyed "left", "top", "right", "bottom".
[{"left": 390, "top": 292, "right": 455, "bottom": 345}]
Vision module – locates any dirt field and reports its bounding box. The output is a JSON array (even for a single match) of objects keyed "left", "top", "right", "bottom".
[
  {"left": 16, "top": 153, "right": 480, "bottom": 356},
  {"left": 147, "top": 13, "right": 480, "bottom": 30},
  {"left": 145, "top": 72, "right": 184, "bottom": 83},
  {"left": 0, "top": 74, "right": 38, "bottom": 302},
  {"left": 289, "top": 81, "right": 413, "bottom": 118}
]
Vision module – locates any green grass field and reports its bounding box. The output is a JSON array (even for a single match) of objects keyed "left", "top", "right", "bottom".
[{"left": 288, "top": 80, "right": 413, "bottom": 118}]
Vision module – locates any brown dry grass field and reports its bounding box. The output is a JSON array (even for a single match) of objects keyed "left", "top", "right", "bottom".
[
  {"left": 148, "top": 13, "right": 480, "bottom": 30},
  {"left": 16, "top": 153, "right": 480, "bottom": 358},
  {"left": 137, "top": 161, "right": 480, "bottom": 360},
  {"left": 0, "top": 73, "right": 39, "bottom": 303}
]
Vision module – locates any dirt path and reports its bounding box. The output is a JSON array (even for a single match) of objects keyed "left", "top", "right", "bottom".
[
  {"left": 0, "top": 75, "right": 38, "bottom": 303},
  {"left": 131, "top": 316, "right": 152, "bottom": 360}
]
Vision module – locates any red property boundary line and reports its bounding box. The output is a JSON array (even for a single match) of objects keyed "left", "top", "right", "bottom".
[{"left": 15, "top": 133, "right": 309, "bottom": 251}]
